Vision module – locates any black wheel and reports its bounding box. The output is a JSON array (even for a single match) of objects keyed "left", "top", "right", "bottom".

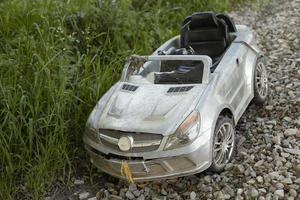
[
  {"left": 209, "top": 115, "right": 236, "bottom": 172},
  {"left": 253, "top": 57, "right": 268, "bottom": 105}
]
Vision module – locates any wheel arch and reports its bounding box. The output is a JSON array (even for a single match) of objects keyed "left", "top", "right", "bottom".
[
  {"left": 206, "top": 105, "right": 236, "bottom": 171},
  {"left": 219, "top": 108, "right": 235, "bottom": 124},
  {"left": 208, "top": 107, "right": 236, "bottom": 172},
  {"left": 208, "top": 105, "right": 236, "bottom": 138}
]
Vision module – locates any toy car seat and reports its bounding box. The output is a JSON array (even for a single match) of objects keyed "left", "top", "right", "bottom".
[{"left": 180, "top": 12, "right": 236, "bottom": 71}]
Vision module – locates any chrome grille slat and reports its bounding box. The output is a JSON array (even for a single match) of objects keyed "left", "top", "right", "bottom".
[
  {"left": 98, "top": 133, "right": 118, "bottom": 144},
  {"left": 98, "top": 133, "right": 161, "bottom": 147},
  {"left": 131, "top": 139, "right": 161, "bottom": 147}
]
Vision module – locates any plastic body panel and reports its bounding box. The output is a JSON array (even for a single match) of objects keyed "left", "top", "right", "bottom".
[{"left": 84, "top": 25, "right": 261, "bottom": 181}]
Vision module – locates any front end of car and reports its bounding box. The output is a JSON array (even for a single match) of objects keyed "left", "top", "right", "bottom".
[{"left": 83, "top": 81, "right": 213, "bottom": 181}]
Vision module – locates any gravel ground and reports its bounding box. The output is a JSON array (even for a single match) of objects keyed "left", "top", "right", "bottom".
[{"left": 47, "top": 0, "right": 300, "bottom": 199}]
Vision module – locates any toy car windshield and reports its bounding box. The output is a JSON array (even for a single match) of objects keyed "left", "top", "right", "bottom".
[{"left": 121, "top": 55, "right": 211, "bottom": 85}]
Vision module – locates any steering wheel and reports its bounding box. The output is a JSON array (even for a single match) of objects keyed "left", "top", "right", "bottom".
[
  {"left": 187, "top": 46, "right": 195, "bottom": 55},
  {"left": 157, "top": 50, "right": 165, "bottom": 55}
]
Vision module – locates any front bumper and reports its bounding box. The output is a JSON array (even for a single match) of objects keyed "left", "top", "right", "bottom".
[{"left": 83, "top": 131, "right": 212, "bottom": 181}]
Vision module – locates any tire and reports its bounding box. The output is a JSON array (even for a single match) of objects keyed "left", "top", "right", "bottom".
[
  {"left": 209, "top": 115, "right": 236, "bottom": 172},
  {"left": 253, "top": 57, "right": 268, "bottom": 105}
]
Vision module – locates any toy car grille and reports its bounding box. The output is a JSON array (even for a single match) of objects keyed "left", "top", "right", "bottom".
[
  {"left": 122, "top": 84, "right": 138, "bottom": 92},
  {"left": 98, "top": 129, "right": 163, "bottom": 153},
  {"left": 167, "top": 86, "right": 193, "bottom": 93}
]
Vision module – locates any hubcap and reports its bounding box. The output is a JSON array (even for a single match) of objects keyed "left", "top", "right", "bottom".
[
  {"left": 256, "top": 62, "right": 268, "bottom": 98},
  {"left": 213, "top": 122, "right": 235, "bottom": 166}
]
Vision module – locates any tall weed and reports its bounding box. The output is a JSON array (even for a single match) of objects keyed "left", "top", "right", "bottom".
[{"left": 0, "top": 0, "right": 248, "bottom": 199}]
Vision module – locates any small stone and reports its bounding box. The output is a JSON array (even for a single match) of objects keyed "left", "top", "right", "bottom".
[
  {"left": 276, "top": 182, "right": 285, "bottom": 189},
  {"left": 281, "top": 177, "right": 293, "bottom": 184},
  {"left": 173, "top": 182, "right": 186, "bottom": 193},
  {"left": 167, "top": 193, "right": 178, "bottom": 199},
  {"left": 258, "top": 188, "right": 267, "bottom": 193},
  {"left": 79, "top": 192, "right": 90, "bottom": 200},
  {"left": 237, "top": 136, "right": 246, "bottom": 147},
  {"left": 256, "top": 176, "right": 264, "bottom": 183},
  {"left": 143, "top": 187, "right": 150, "bottom": 196},
  {"left": 264, "top": 134, "right": 273, "bottom": 143},
  {"left": 190, "top": 191, "right": 197, "bottom": 200},
  {"left": 284, "top": 148, "right": 300, "bottom": 155},
  {"left": 249, "top": 188, "right": 259, "bottom": 198},
  {"left": 289, "top": 189, "right": 297, "bottom": 197},
  {"left": 128, "top": 183, "right": 137, "bottom": 192},
  {"left": 109, "top": 195, "right": 122, "bottom": 200},
  {"left": 281, "top": 152, "right": 290, "bottom": 157},
  {"left": 288, "top": 91, "right": 295, "bottom": 97},
  {"left": 256, "top": 117, "right": 264, "bottom": 122},
  {"left": 133, "top": 190, "right": 141, "bottom": 197},
  {"left": 284, "top": 128, "right": 299, "bottom": 136},
  {"left": 236, "top": 165, "right": 245, "bottom": 174},
  {"left": 204, "top": 175, "right": 211, "bottom": 183},
  {"left": 125, "top": 191, "right": 135, "bottom": 200},
  {"left": 68, "top": 194, "right": 79, "bottom": 200},
  {"left": 269, "top": 171, "right": 280, "bottom": 179},
  {"left": 225, "top": 163, "right": 234, "bottom": 170},
  {"left": 266, "top": 120, "right": 277, "bottom": 126},
  {"left": 275, "top": 86, "right": 282, "bottom": 92},
  {"left": 294, "top": 178, "right": 300, "bottom": 183},
  {"left": 215, "top": 191, "right": 229, "bottom": 199},
  {"left": 265, "top": 105, "right": 273, "bottom": 110},
  {"left": 245, "top": 167, "right": 256, "bottom": 177},
  {"left": 274, "top": 189, "right": 284, "bottom": 198},
  {"left": 272, "top": 135, "right": 281, "bottom": 145},
  {"left": 254, "top": 160, "right": 264, "bottom": 167},
  {"left": 87, "top": 197, "right": 97, "bottom": 200},
  {"left": 248, "top": 179, "right": 256, "bottom": 184},
  {"left": 296, "top": 118, "right": 300, "bottom": 125},
  {"left": 119, "top": 188, "right": 126, "bottom": 197},
  {"left": 265, "top": 193, "right": 272, "bottom": 200},
  {"left": 237, "top": 188, "right": 243, "bottom": 196},
  {"left": 283, "top": 116, "right": 292, "bottom": 122},
  {"left": 161, "top": 188, "right": 167, "bottom": 196},
  {"left": 222, "top": 185, "right": 235, "bottom": 197},
  {"left": 137, "top": 194, "right": 145, "bottom": 200}
]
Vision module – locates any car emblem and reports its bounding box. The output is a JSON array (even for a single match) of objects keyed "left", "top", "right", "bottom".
[{"left": 118, "top": 136, "right": 133, "bottom": 151}]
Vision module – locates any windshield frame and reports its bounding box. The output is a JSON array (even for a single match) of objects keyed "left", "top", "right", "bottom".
[{"left": 121, "top": 55, "right": 212, "bottom": 84}]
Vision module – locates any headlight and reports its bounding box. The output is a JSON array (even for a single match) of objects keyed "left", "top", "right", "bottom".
[{"left": 164, "top": 111, "right": 200, "bottom": 150}]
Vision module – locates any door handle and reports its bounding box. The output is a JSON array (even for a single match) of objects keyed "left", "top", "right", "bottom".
[{"left": 236, "top": 57, "right": 243, "bottom": 65}]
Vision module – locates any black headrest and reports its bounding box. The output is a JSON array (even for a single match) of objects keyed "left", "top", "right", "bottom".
[
  {"left": 216, "top": 13, "right": 237, "bottom": 32},
  {"left": 185, "top": 12, "right": 219, "bottom": 29}
]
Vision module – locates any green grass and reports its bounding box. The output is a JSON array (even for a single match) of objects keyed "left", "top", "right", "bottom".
[{"left": 0, "top": 0, "right": 248, "bottom": 199}]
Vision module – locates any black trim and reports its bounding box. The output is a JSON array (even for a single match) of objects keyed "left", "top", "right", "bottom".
[
  {"left": 122, "top": 84, "right": 138, "bottom": 92},
  {"left": 167, "top": 86, "right": 194, "bottom": 93}
]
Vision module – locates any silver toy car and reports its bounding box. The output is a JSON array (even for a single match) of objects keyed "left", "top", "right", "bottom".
[{"left": 83, "top": 12, "right": 268, "bottom": 181}]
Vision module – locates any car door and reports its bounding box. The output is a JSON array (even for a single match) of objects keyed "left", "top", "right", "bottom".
[
  {"left": 215, "top": 43, "right": 247, "bottom": 114},
  {"left": 232, "top": 44, "right": 248, "bottom": 112}
]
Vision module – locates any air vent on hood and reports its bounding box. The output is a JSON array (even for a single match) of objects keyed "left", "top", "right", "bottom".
[
  {"left": 122, "top": 84, "right": 138, "bottom": 92},
  {"left": 167, "top": 86, "right": 194, "bottom": 93}
]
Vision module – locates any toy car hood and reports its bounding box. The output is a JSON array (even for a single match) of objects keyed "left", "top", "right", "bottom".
[{"left": 87, "top": 82, "right": 207, "bottom": 136}]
